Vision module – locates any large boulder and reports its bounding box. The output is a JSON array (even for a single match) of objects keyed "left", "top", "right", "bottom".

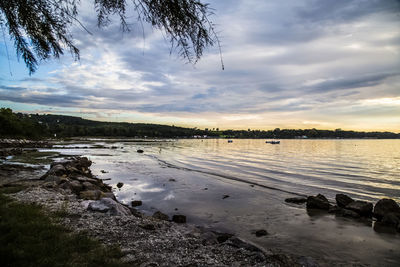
[
  {"left": 306, "top": 194, "right": 330, "bottom": 210},
  {"left": 373, "top": 198, "right": 400, "bottom": 220},
  {"left": 47, "top": 164, "right": 66, "bottom": 176},
  {"left": 88, "top": 198, "right": 131, "bottom": 216},
  {"left": 381, "top": 212, "right": 400, "bottom": 227},
  {"left": 335, "top": 194, "right": 354, "bottom": 208},
  {"left": 345, "top": 200, "right": 373, "bottom": 217}
]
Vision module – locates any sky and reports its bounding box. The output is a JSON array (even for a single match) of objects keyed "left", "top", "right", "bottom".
[{"left": 1, "top": 0, "right": 399, "bottom": 132}]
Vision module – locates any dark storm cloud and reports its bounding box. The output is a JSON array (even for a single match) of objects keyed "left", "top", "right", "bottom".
[{"left": 308, "top": 72, "right": 400, "bottom": 93}]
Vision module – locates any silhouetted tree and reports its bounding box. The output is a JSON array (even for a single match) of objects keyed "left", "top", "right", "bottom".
[{"left": 0, "top": 0, "right": 222, "bottom": 74}]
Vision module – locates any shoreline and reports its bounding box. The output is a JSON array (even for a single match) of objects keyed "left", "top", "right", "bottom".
[
  {"left": 1, "top": 156, "right": 321, "bottom": 267},
  {"left": 1, "top": 140, "right": 399, "bottom": 266}
]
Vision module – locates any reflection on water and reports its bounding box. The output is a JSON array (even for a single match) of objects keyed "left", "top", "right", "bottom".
[
  {"left": 155, "top": 139, "right": 400, "bottom": 202},
  {"left": 44, "top": 139, "right": 400, "bottom": 266}
]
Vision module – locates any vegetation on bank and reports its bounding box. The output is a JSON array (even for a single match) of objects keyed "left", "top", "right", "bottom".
[
  {"left": 0, "top": 189, "right": 127, "bottom": 267},
  {"left": 1, "top": 108, "right": 399, "bottom": 139}
]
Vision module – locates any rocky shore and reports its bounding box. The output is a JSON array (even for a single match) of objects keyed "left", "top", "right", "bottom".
[
  {"left": 2, "top": 156, "right": 320, "bottom": 267},
  {"left": 286, "top": 193, "right": 400, "bottom": 234}
]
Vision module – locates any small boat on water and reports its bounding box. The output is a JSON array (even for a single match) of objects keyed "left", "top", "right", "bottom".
[{"left": 266, "top": 140, "right": 280, "bottom": 144}]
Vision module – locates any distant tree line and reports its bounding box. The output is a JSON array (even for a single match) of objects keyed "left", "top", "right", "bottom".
[{"left": 0, "top": 108, "right": 398, "bottom": 139}]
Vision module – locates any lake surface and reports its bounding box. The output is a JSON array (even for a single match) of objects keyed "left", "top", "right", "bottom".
[{"left": 45, "top": 139, "right": 400, "bottom": 266}]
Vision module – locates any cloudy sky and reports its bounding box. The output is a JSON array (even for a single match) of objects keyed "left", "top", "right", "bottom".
[{"left": 1, "top": 0, "right": 399, "bottom": 132}]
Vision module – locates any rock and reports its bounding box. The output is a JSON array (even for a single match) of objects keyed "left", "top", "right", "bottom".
[
  {"left": 100, "top": 192, "right": 116, "bottom": 200},
  {"left": 65, "top": 165, "right": 80, "bottom": 174},
  {"left": 131, "top": 200, "right": 142, "bottom": 207},
  {"left": 222, "top": 195, "right": 230, "bottom": 199},
  {"left": 335, "top": 194, "right": 354, "bottom": 208},
  {"left": 215, "top": 232, "right": 234, "bottom": 243},
  {"left": 137, "top": 149, "right": 144, "bottom": 153},
  {"left": 254, "top": 229, "right": 268, "bottom": 237},
  {"left": 153, "top": 211, "right": 169, "bottom": 221},
  {"left": 381, "top": 212, "right": 400, "bottom": 227},
  {"left": 172, "top": 214, "right": 186, "bottom": 223},
  {"left": 79, "top": 190, "right": 102, "bottom": 200},
  {"left": 373, "top": 198, "right": 400, "bottom": 220},
  {"left": 338, "top": 209, "right": 361, "bottom": 219},
  {"left": 227, "top": 237, "right": 262, "bottom": 252},
  {"left": 346, "top": 200, "right": 373, "bottom": 217},
  {"left": 201, "top": 231, "right": 218, "bottom": 246},
  {"left": 306, "top": 194, "right": 330, "bottom": 210},
  {"left": 82, "top": 181, "right": 98, "bottom": 191},
  {"left": 69, "top": 180, "right": 84, "bottom": 193},
  {"left": 117, "top": 182, "right": 124, "bottom": 188},
  {"left": 88, "top": 198, "right": 131, "bottom": 216},
  {"left": 285, "top": 197, "right": 307, "bottom": 204},
  {"left": 44, "top": 175, "right": 62, "bottom": 184},
  {"left": 140, "top": 224, "right": 155, "bottom": 230},
  {"left": 328, "top": 205, "right": 341, "bottom": 214},
  {"left": 48, "top": 164, "right": 66, "bottom": 176}
]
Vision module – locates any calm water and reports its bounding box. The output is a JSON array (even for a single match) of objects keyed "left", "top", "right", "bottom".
[{"left": 45, "top": 139, "right": 400, "bottom": 266}]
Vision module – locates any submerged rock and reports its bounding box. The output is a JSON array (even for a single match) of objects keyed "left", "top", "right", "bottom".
[
  {"left": 345, "top": 200, "right": 373, "bottom": 217},
  {"left": 285, "top": 197, "right": 307, "bottom": 204},
  {"left": 172, "top": 214, "right": 186, "bottom": 223},
  {"left": 373, "top": 198, "right": 400, "bottom": 220},
  {"left": 131, "top": 200, "right": 142, "bottom": 207},
  {"left": 254, "top": 229, "right": 268, "bottom": 237},
  {"left": 335, "top": 194, "right": 354, "bottom": 208},
  {"left": 306, "top": 194, "right": 330, "bottom": 210}
]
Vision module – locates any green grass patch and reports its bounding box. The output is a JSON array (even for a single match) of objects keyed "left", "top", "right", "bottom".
[
  {"left": 10, "top": 151, "right": 60, "bottom": 165},
  {"left": 0, "top": 194, "right": 128, "bottom": 267}
]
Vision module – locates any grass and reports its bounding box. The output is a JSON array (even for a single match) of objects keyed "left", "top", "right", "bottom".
[{"left": 0, "top": 193, "right": 129, "bottom": 267}]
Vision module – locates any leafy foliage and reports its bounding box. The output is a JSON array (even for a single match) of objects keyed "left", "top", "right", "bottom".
[
  {"left": 0, "top": 108, "right": 46, "bottom": 138},
  {"left": 0, "top": 108, "right": 398, "bottom": 139},
  {"left": 0, "top": 0, "right": 220, "bottom": 74}
]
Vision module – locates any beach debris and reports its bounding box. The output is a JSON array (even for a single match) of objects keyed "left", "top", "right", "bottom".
[
  {"left": 285, "top": 197, "right": 307, "bottom": 204},
  {"left": 117, "top": 182, "right": 124, "bottom": 188},
  {"left": 306, "top": 194, "right": 330, "bottom": 210},
  {"left": 222, "top": 194, "right": 230, "bottom": 199},
  {"left": 345, "top": 200, "right": 373, "bottom": 217},
  {"left": 254, "top": 229, "right": 268, "bottom": 237},
  {"left": 172, "top": 214, "right": 186, "bottom": 223},
  {"left": 335, "top": 194, "right": 354, "bottom": 208},
  {"left": 153, "top": 211, "right": 169, "bottom": 221},
  {"left": 131, "top": 200, "right": 142, "bottom": 207},
  {"left": 137, "top": 149, "right": 144, "bottom": 153}
]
